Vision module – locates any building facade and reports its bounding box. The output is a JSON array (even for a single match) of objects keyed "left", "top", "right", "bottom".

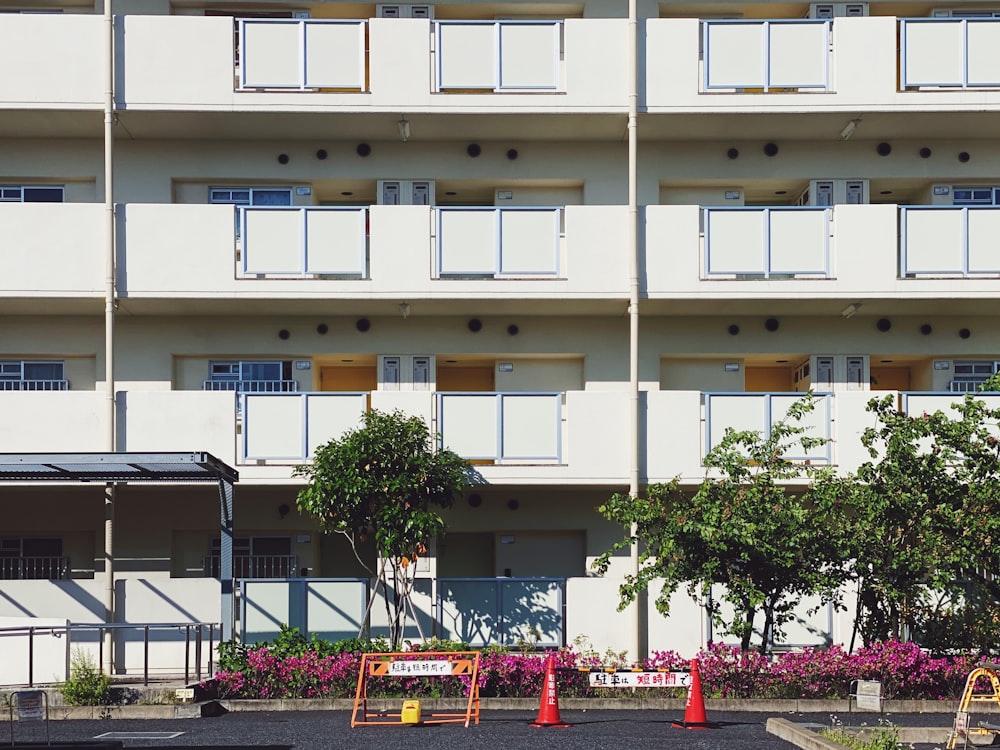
[{"left": 2, "top": 0, "right": 1000, "bottom": 675}]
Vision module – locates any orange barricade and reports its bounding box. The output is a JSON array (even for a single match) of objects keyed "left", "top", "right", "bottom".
[{"left": 350, "top": 651, "right": 481, "bottom": 728}]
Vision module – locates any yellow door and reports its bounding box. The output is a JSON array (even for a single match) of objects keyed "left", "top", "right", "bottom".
[
  {"left": 436, "top": 365, "right": 494, "bottom": 392},
  {"left": 744, "top": 366, "right": 792, "bottom": 392},
  {"left": 870, "top": 367, "right": 911, "bottom": 391},
  {"left": 319, "top": 365, "right": 377, "bottom": 392},
  {"left": 320, "top": 365, "right": 376, "bottom": 409}
]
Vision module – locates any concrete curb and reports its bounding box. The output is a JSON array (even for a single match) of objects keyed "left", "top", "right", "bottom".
[{"left": 13, "top": 696, "right": 997, "bottom": 720}]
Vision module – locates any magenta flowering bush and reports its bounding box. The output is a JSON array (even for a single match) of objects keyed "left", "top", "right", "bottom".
[{"left": 207, "top": 637, "right": 985, "bottom": 701}]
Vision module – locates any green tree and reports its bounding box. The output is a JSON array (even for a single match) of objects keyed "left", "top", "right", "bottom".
[
  {"left": 849, "top": 392, "right": 1000, "bottom": 648},
  {"left": 294, "top": 409, "right": 476, "bottom": 650},
  {"left": 595, "top": 395, "right": 853, "bottom": 653}
]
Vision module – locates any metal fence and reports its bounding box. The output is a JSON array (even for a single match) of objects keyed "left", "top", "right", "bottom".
[{"left": 0, "top": 622, "right": 219, "bottom": 688}]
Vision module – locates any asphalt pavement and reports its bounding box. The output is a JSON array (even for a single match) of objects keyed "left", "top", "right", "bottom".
[{"left": 5, "top": 710, "right": 955, "bottom": 750}]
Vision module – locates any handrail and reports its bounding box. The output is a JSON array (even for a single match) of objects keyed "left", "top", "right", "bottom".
[{"left": 0, "top": 622, "right": 220, "bottom": 688}]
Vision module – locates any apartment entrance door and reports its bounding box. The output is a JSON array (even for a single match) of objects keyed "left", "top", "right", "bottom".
[
  {"left": 870, "top": 366, "right": 911, "bottom": 391},
  {"left": 436, "top": 364, "right": 494, "bottom": 391},
  {"left": 319, "top": 365, "right": 377, "bottom": 392},
  {"left": 745, "top": 366, "right": 792, "bottom": 392}
]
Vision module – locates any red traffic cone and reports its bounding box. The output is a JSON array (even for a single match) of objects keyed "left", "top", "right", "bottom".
[
  {"left": 530, "top": 655, "right": 571, "bottom": 728},
  {"left": 672, "top": 658, "right": 712, "bottom": 730}
]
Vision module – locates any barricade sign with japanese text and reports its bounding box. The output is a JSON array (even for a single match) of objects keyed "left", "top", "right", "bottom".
[
  {"left": 586, "top": 670, "right": 691, "bottom": 688},
  {"left": 351, "top": 652, "right": 480, "bottom": 728}
]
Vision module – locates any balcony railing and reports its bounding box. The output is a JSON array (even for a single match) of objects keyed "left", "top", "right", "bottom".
[
  {"left": 901, "top": 18, "right": 1000, "bottom": 89},
  {"left": 0, "top": 380, "right": 69, "bottom": 391},
  {"left": 434, "top": 20, "right": 562, "bottom": 92},
  {"left": 239, "top": 19, "right": 367, "bottom": 91},
  {"left": 240, "top": 392, "right": 368, "bottom": 462},
  {"left": 0, "top": 556, "right": 69, "bottom": 580},
  {"left": 239, "top": 206, "right": 369, "bottom": 278},
  {"left": 702, "top": 19, "right": 831, "bottom": 93},
  {"left": 703, "top": 392, "right": 833, "bottom": 463},
  {"left": 437, "top": 392, "right": 563, "bottom": 463},
  {"left": 203, "top": 379, "right": 298, "bottom": 393},
  {"left": 703, "top": 207, "right": 831, "bottom": 278},
  {"left": 900, "top": 206, "right": 1000, "bottom": 277},
  {"left": 204, "top": 554, "right": 299, "bottom": 579},
  {"left": 435, "top": 207, "right": 563, "bottom": 278}
]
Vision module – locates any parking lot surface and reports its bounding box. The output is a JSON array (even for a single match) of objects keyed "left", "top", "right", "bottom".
[{"left": 7, "top": 709, "right": 955, "bottom": 750}]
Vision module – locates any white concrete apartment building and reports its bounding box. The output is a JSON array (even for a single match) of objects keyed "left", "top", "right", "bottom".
[{"left": 1, "top": 0, "right": 999, "bottom": 678}]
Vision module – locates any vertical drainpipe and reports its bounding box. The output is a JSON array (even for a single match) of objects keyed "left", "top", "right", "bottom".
[
  {"left": 103, "top": 0, "right": 116, "bottom": 675},
  {"left": 627, "top": 0, "right": 642, "bottom": 663}
]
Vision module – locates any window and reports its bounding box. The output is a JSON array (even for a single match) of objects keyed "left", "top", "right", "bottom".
[
  {"left": 0, "top": 186, "right": 64, "bottom": 203},
  {"left": 950, "top": 361, "right": 1000, "bottom": 392},
  {"left": 0, "top": 537, "right": 67, "bottom": 580},
  {"left": 205, "top": 536, "right": 296, "bottom": 578},
  {"left": 210, "top": 187, "right": 293, "bottom": 236},
  {"left": 0, "top": 360, "right": 67, "bottom": 390},
  {"left": 205, "top": 360, "right": 297, "bottom": 393},
  {"left": 952, "top": 187, "right": 1000, "bottom": 206}
]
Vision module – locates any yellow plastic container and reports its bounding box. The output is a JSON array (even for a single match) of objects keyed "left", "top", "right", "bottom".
[{"left": 401, "top": 700, "right": 421, "bottom": 725}]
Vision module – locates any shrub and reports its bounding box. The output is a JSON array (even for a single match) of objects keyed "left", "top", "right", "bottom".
[
  {"left": 59, "top": 650, "right": 112, "bottom": 706},
  {"left": 205, "top": 632, "right": 986, "bottom": 702}
]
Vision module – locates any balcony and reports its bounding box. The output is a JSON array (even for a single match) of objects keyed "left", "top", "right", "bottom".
[
  {"left": 700, "top": 20, "right": 831, "bottom": 94},
  {"left": 645, "top": 389, "right": 878, "bottom": 483},
  {"left": 646, "top": 203, "right": 1000, "bottom": 302},
  {"left": 119, "top": 203, "right": 629, "bottom": 304},
  {"left": 119, "top": 15, "right": 628, "bottom": 115},
  {"left": 0, "top": 392, "right": 108, "bottom": 453},
  {"left": 702, "top": 207, "right": 831, "bottom": 279},
  {"left": 0, "top": 204, "right": 104, "bottom": 302},
  {"left": 237, "top": 390, "right": 628, "bottom": 485},
  {"left": 900, "top": 206, "right": 1000, "bottom": 277},
  {"left": 0, "top": 14, "right": 103, "bottom": 111},
  {"left": 901, "top": 19, "right": 1000, "bottom": 89},
  {"left": 645, "top": 16, "right": 1000, "bottom": 112},
  {"left": 703, "top": 392, "right": 833, "bottom": 463}
]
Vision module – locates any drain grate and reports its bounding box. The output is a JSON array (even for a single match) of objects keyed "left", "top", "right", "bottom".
[{"left": 94, "top": 732, "right": 185, "bottom": 740}]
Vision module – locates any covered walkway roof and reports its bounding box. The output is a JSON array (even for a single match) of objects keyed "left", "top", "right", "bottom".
[
  {"left": 0, "top": 451, "right": 238, "bottom": 483},
  {"left": 0, "top": 452, "right": 239, "bottom": 640}
]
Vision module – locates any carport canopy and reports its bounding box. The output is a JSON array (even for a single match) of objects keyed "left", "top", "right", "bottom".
[{"left": 0, "top": 452, "right": 239, "bottom": 639}]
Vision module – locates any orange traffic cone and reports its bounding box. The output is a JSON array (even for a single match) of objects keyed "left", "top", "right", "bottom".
[
  {"left": 672, "top": 658, "right": 713, "bottom": 730},
  {"left": 530, "top": 655, "right": 571, "bottom": 728}
]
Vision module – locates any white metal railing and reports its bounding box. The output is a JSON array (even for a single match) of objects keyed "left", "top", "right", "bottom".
[
  {"left": 0, "top": 556, "right": 69, "bottom": 580},
  {"left": 240, "top": 392, "right": 368, "bottom": 462},
  {"left": 703, "top": 392, "right": 833, "bottom": 463},
  {"left": 436, "top": 392, "right": 563, "bottom": 462},
  {"left": 239, "top": 19, "right": 367, "bottom": 91},
  {"left": 204, "top": 554, "right": 298, "bottom": 579},
  {"left": 703, "top": 207, "right": 831, "bottom": 278},
  {"left": 435, "top": 207, "right": 563, "bottom": 278},
  {"left": 434, "top": 20, "right": 562, "bottom": 92},
  {"left": 900, "top": 206, "right": 1000, "bottom": 276},
  {"left": 238, "top": 206, "right": 368, "bottom": 278},
  {"left": 702, "top": 19, "right": 831, "bottom": 92},
  {"left": 203, "top": 380, "right": 298, "bottom": 393},
  {"left": 901, "top": 18, "right": 1000, "bottom": 89},
  {"left": 0, "top": 380, "right": 68, "bottom": 391}
]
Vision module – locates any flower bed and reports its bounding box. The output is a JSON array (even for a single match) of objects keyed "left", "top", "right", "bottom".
[{"left": 207, "top": 633, "right": 982, "bottom": 701}]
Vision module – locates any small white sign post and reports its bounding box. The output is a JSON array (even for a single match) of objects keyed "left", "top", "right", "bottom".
[
  {"left": 851, "top": 680, "right": 883, "bottom": 712},
  {"left": 9, "top": 690, "right": 49, "bottom": 745}
]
